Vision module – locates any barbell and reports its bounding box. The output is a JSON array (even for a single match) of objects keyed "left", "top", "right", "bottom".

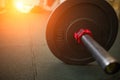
[{"left": 46, "top": 0, "right": 120, "bottom": 74}]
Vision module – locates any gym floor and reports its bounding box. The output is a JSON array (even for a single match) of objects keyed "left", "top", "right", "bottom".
[{"left": 0, "top": 5, "right": 120, "bottom": 80}]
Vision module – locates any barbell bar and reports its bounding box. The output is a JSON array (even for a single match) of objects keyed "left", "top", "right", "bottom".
[{"left": 46, "top": 0, "right": 120, "bottom": 74}]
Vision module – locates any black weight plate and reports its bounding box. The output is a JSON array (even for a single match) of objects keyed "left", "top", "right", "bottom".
[{"left": 46, "top": 0, "right": 118, "bottom": 64}]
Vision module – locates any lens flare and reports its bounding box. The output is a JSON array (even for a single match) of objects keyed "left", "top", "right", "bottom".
[{"left": 14, "top": 0, "right": 34, "bottom": 13}]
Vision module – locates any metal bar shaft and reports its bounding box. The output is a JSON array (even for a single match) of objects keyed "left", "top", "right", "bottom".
[{"left": 81, "top": 34, "right": 120, "bottom": 74}]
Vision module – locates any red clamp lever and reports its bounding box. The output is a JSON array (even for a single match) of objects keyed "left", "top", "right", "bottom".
[{"left": 74, "top": 29, "right": 92, "bottom": 44}]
